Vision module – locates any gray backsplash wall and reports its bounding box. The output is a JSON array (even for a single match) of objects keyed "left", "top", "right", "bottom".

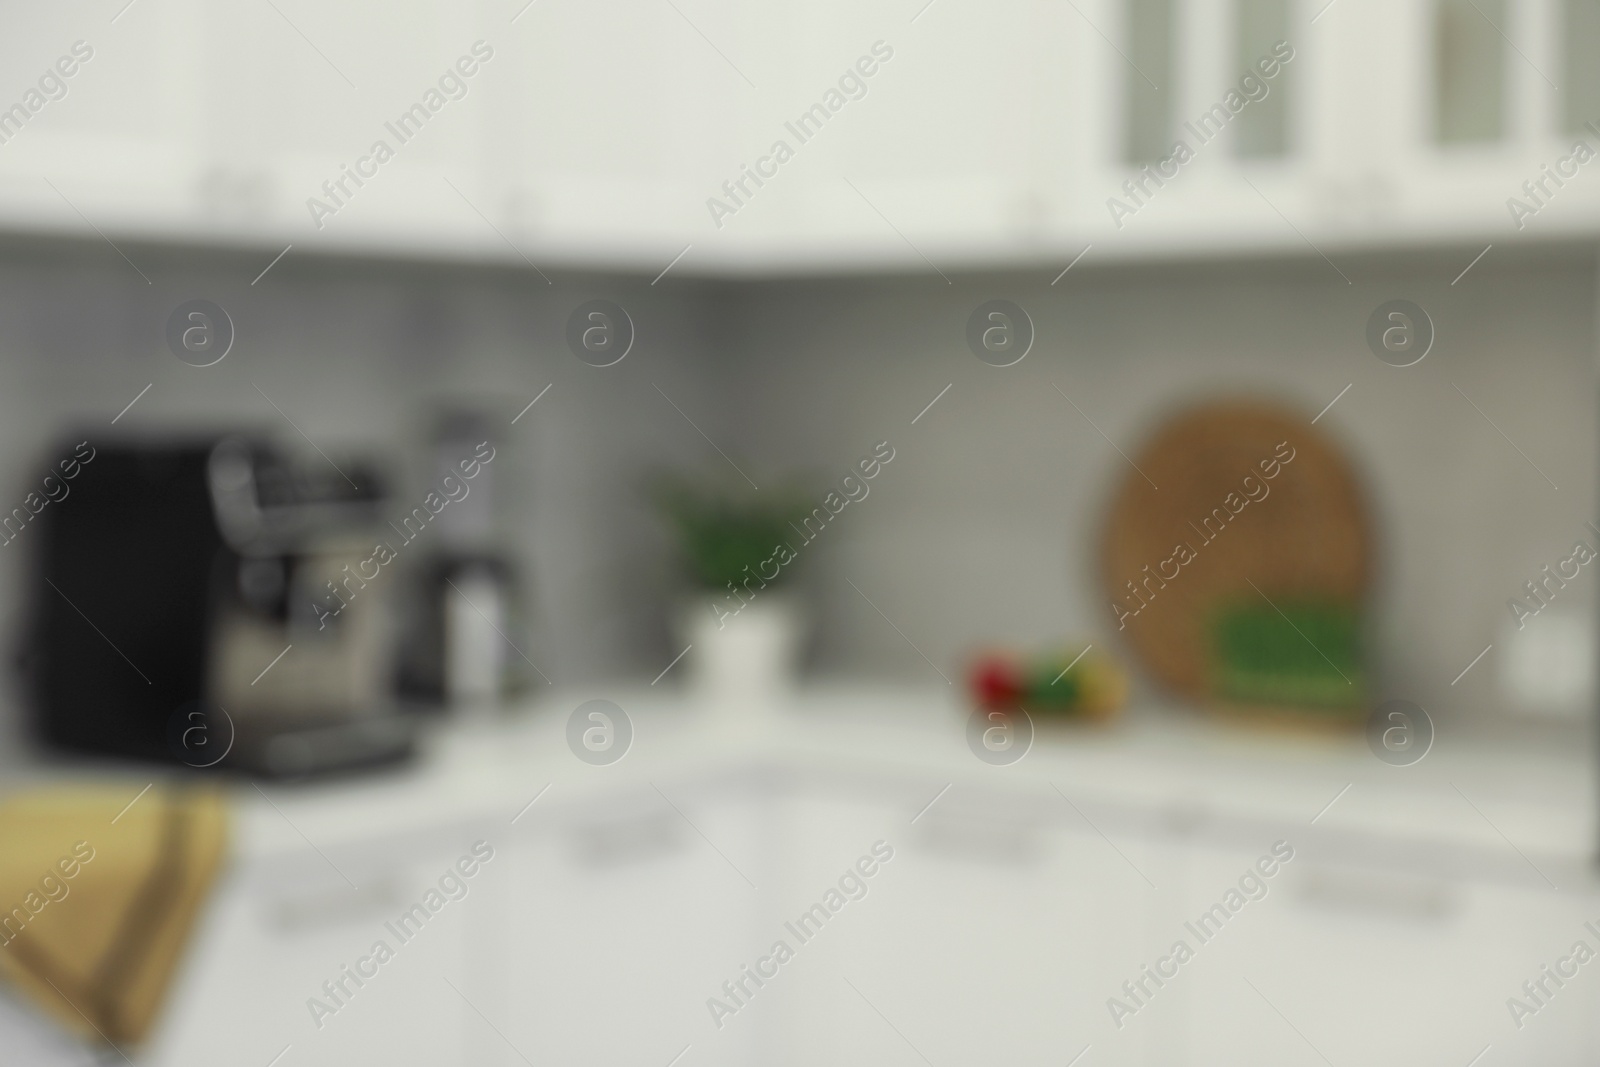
[
  {"left": 725, "top": 247, "right": 1600, "bottom": 727},
  {"left": 0, "top": 238, "right": 1591, "bottom": 751},
  {"left": 0, "top": 238, "right": 732, "bottom": 751}
]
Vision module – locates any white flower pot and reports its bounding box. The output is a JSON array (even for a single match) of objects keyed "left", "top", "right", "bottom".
[{"left": 678, "top": 594, "right": 803, "bottom": 711}]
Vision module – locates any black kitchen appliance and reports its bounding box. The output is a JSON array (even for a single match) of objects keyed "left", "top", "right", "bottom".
[{"left": 23, "top": 436, "right": 417, "bottom": 777}]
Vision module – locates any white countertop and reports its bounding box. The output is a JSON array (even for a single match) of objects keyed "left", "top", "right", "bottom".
[
  {"left": 13, "top": 685, "right": 1597, "bottom": 890},
  {"left": 230, "top": 686, "right": 1599, "bottom": 888}
]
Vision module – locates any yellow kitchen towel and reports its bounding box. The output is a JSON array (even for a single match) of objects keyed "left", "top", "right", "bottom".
[{"left": 0, "top": 785, "right": 228, "bottom": 1048}]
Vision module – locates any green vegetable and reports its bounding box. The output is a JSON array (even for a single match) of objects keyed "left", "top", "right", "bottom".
[{"left": 1209, "top": 599, "right": 1364, "bottom": 711}]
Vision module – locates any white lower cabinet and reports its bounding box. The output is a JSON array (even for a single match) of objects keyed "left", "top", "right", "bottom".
[
  {"left": 139, "top": 771, "right": 1600, "bottom": 1067},
  {"left": 147, "top": 831, "right": 481, "bottom": 1067},
  {"left": 755, "top": 783, "right": 1161, "bottom": 1067},
  {"left": 759, "top": 785, "right": 1600, "bottom": 1067},
  {"left": 1173, "top": 840, "right": 1600, "bottom": 1067},
  {"left": 497, "top": 781, "right": 767, "bottom": 1067}
]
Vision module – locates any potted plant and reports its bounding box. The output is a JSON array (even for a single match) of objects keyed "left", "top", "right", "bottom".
[{"left": 652, "top": 476, "right": 813, "bottom": 704}]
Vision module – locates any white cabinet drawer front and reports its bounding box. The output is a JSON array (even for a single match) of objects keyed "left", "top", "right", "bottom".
[{"left": 1173, "top": 843, "right": 1600, "bottom": 1067}]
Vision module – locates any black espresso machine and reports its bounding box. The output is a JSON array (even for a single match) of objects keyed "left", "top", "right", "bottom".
[{"left": 22, "top": 436, "right": 417, "bottom": 777}]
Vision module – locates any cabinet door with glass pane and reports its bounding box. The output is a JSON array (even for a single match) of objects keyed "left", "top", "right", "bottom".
[{"left": 1049, "top": 0, "right": 1600, "bottom": 255}]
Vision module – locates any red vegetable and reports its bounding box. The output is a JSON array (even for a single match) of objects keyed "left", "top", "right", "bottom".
[{"left": 969, "top": 654, "right": 1024, "bottom": 708}]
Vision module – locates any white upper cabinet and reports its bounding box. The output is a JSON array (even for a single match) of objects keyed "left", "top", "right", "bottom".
[
  {"left": 0, "top": 0, "right": 1591, "bottom": 273},
  {"left": 0, "top": 3, "right": 202, "bottom": 243}
]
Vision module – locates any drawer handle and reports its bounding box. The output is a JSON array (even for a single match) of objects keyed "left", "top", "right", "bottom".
[
  {"left": 263, "top": 878, "right": 401, "bottom": 931},
  {"left": 1294, "top": 869, "right": 1453, "bottom": 922}
]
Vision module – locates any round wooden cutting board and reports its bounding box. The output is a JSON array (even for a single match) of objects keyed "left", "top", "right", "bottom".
[{"left": 1100, "top": 400, "right": 1373, "bottom": 702}]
